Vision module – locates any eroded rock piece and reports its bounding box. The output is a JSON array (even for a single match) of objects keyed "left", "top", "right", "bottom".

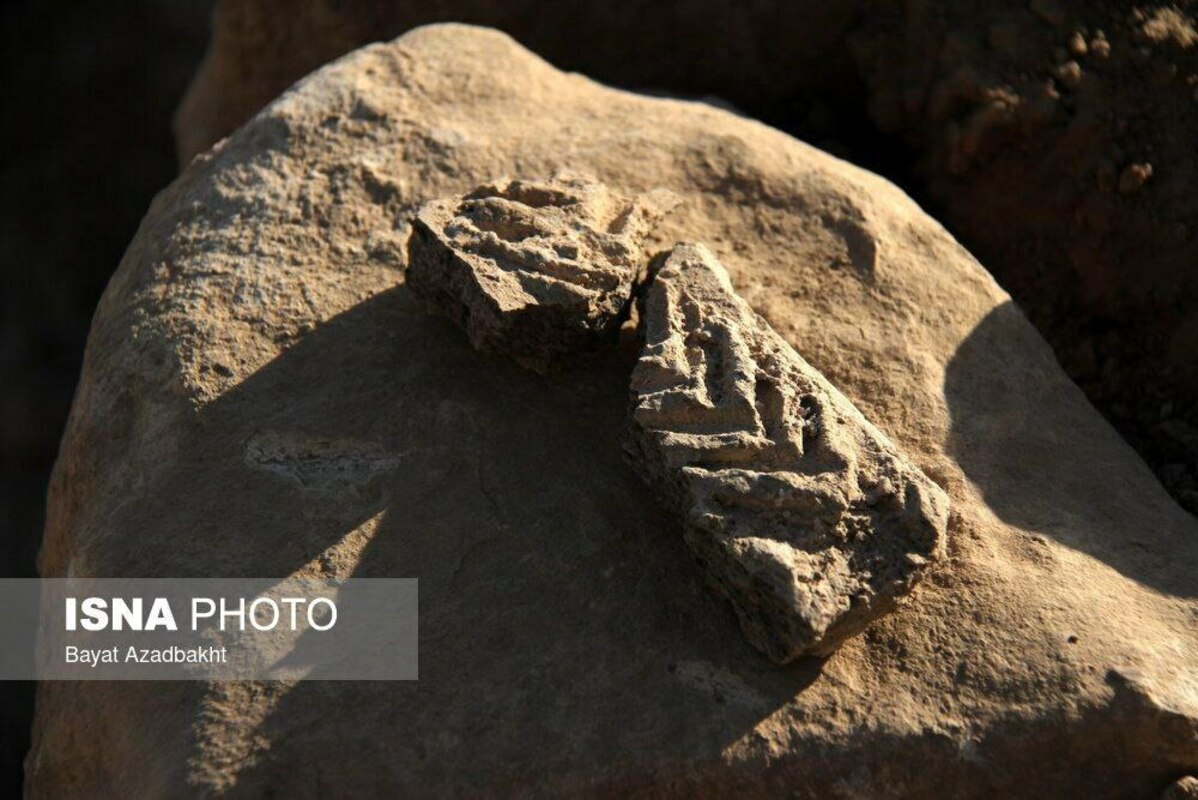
[
  {"left": 406, "top": 176, "right": 677, "bottom": 372},
  {"left": 626, "top": 243, "right": 949, "bottom": 662}
]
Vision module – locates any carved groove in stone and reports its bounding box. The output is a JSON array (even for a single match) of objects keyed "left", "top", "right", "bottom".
[
  {"left": 405, "top": 176, "right": 678, "bottom": 372},
  {"left": 625, "top": 243, "right": 949, "bottom": 663}
]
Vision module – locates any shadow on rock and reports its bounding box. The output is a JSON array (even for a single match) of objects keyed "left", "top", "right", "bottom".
[
  {"left": 944, "top": 301, "right": 1198, "bottom": 598},
  {"left": 118, "top": 286, "right": 823, "bottom": 791}
]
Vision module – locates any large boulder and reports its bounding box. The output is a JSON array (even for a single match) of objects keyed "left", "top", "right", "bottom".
[
  {"left": 174, "top": 0, "right": 1198, "bottom": 514},
  {"left": 32, "top": 25, "right": 1198, "bottom": 798},
  {"left": 173, "top": 0, "right": 861, "bottom": 163}
]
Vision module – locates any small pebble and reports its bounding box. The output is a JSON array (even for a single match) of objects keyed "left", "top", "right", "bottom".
[
  {"left": 1055, "top": 61, "right": 1083, "bottom": 89},
  {"left": 1118, "top": 162, "right": 1153, "bottom": 193},
  {"left": 1068, "top": 31, "right": 1088, "bottom": 57}
]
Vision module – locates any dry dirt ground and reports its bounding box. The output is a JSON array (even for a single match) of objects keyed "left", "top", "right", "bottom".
[{"left": 852, "top": 0, "right": 1198, "bottom": 512}]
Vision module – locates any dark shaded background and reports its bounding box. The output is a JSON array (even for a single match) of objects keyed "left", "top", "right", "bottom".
[{"left": 0, "top": 1, "right": 213, "bottom": 792}]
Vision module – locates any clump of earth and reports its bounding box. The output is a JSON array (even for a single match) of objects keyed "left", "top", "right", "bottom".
[{"left": 851, "top": 0, "right": 1198, "bottom": 512}]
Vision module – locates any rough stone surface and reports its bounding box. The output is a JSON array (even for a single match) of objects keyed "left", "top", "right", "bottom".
[
  {"left": 626, "top": 244, "right": 947, "bottom": 663},
  {"left": 406, "top": 176, "right": 676, "bottom": 372},
  {"left": 173, "top": 0, "right": 1198, "bottom": 514},
  {"left": 31, "top": 25, "right": 1198, "bottom": 799},
  {"left": 173, "top": 0, "right": 861, "bottom": 164}
]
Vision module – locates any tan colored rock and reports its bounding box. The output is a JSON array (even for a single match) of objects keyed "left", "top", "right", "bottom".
[
  {"left": 31, "top": 25, "right": 1198, "bottom": 799},
  {"left": 175, "top": 0, "right": 1198, "bottom": 515},
  {"left": 1119, "top": 162, "right": 1154, "bottom": 194},
  {"left": 627, "top": 244, "right": 947, "bottom": 662},
  {"left": 173, "top": 1, "right": 861, "bottom": 164},
  {"left": 406, "top": 176, "right": 676, "bottom": 372}
]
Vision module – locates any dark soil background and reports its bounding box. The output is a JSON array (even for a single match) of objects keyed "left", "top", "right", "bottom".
[
  {"left": 0, "top": 1, "right": 212, "bottom": 793},
  {"left": 0, "top": 0, "right": 1194, "bottom": 794}
]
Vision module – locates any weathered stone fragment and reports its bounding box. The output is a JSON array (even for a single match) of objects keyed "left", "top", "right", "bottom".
[
  {"left": 406, "top": 176, "right": 677, "bottom": 372},
  {"left": 626, "top": 243, "right": 949, "bottom": 662}
]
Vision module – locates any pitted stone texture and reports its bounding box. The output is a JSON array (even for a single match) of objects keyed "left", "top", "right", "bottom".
[
  {"left": 406, "top": 176, "right": 677, "bottom": 372},
  {"left": 627, "top": 244, "right": 948, "bottom": 662}
]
